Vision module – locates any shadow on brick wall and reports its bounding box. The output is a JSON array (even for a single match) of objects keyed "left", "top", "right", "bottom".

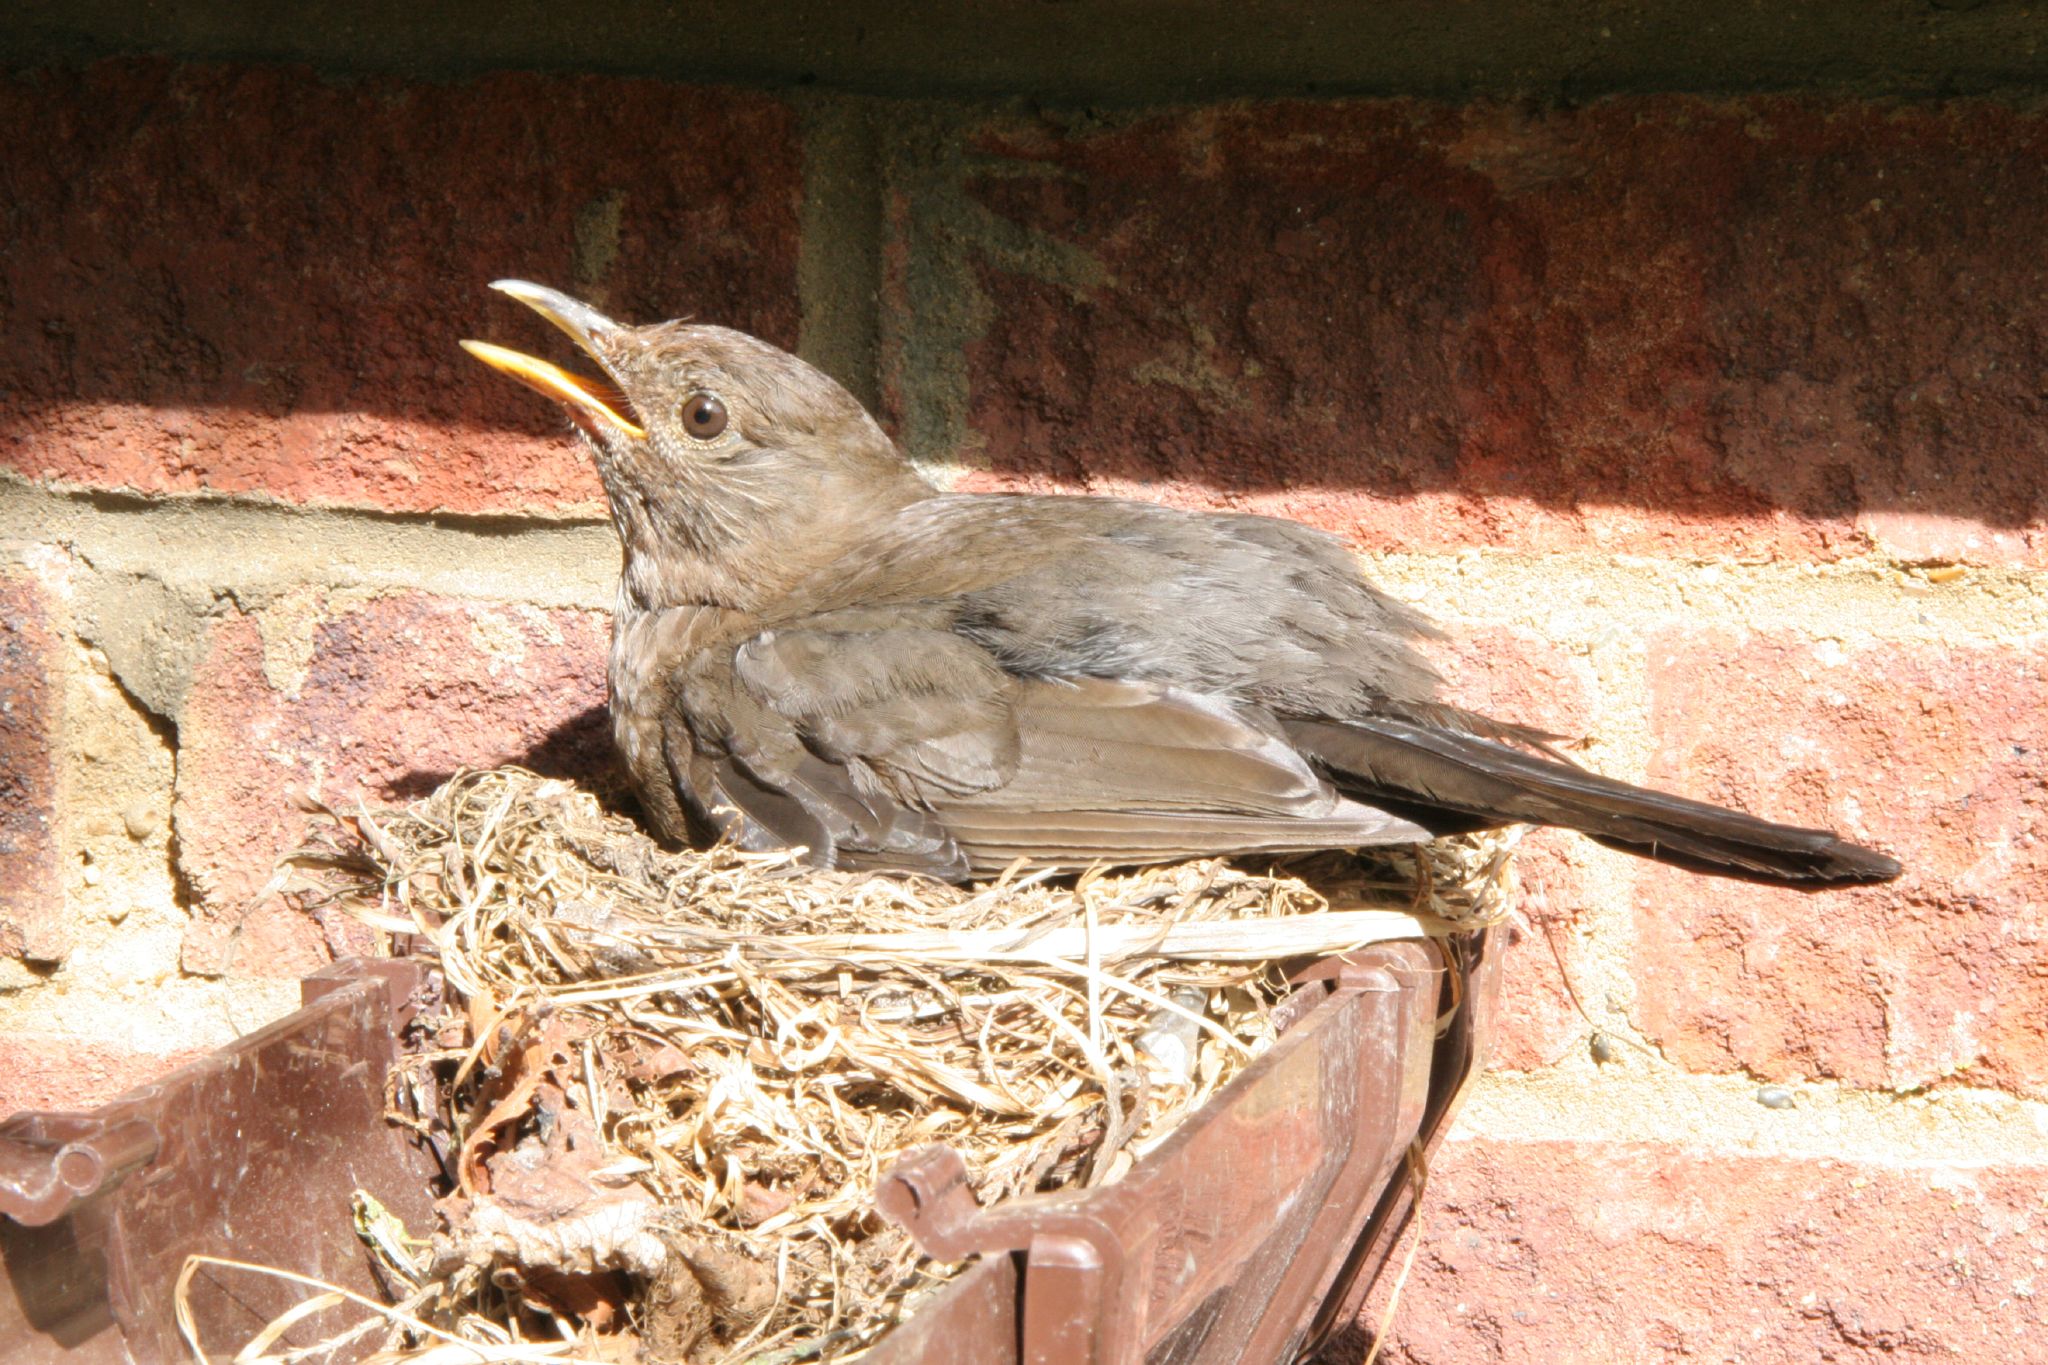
[
  {"left": 0, "top": 60, "right": 802, "bottom": 516},
  {"left": 913, "top": 99, "right": 2047, "bottom": 560},
  {"left": 3, "top": 65, "right": 2043, "bottom": 555},
  {"left": 384, "top": 703, "right": 632, "bottom": 809}
]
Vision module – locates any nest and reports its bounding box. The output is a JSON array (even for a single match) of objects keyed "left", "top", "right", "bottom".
[{"left": 216, "top": 767, "right": 1515, "bottom": 1365}]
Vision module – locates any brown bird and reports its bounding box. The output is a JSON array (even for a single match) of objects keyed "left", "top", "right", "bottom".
[{"left": 464, "top": 281, "right": 1900, "bottom": 889}]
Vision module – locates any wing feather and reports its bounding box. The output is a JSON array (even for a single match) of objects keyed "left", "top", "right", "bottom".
[{"left": 726, "top": 625, "right": 1427, "bottom": 877}]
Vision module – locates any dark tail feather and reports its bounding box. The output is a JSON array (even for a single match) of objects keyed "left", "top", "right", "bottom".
[{"left": 1284, "top": 717, "right": 1902, "bottom": 889}]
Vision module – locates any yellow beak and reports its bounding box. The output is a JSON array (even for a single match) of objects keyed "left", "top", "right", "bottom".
[{"left": 459, "top": 339, "right": 646, "bottom": 439}]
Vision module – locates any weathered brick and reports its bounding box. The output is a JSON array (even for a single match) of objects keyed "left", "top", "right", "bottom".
[
  {"left": 1335, "top": 1139, "right": 2048, "bottom": 1364},
  {"left": 1483, "top": 830, "right": 1596, "bottom": 1073},
  {"left": 1425, "top": 626, "right": 1599, "bottom": 742},
  {"left": 0, "top": 566, "right": 65, "bottom": 964},
  {"left": 916, "top": 99, "right": 2048, "bottom": 564},
  {"left": 175, "top": 592, "right": 613, "bottom": 976},
  {"left": 0, "top": 60, "right": 801, "bottom": 515},
  {"left": 0, "top": 1033, "right": 204, "bottom": 1115},
  {"left": 1636, "top": 631, "right": 2047, "bottom": 1098},
  {"left": 1425, "top": 629, "right": 1602, "bottom": 1071}
]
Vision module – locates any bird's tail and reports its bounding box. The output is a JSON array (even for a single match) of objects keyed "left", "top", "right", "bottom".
[{"left": 1284, "top": 717, "right": 1901, "bottom": 888}]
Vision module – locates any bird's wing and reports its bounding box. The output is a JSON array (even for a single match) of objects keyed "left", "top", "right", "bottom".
[
  {"left": 665, "top": 622, "right": 1008, "bottom": 878},
  {"left": 932, "top": 677, "right": 1432, "bottom": 873},
  {"left": 727, "top": 624, "right": 1428, "bottom": 878}
]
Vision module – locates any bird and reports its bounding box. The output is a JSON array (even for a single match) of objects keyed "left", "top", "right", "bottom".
[{"left": 463, "top": 281, "right": 1901, "bottom": 889}]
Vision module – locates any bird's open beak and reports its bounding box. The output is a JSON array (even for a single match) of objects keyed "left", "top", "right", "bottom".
[{"left": 461, "top": 280, "right": 646, "bottom": 439}]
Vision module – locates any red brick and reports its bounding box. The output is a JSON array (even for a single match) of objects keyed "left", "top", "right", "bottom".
[
  {"left": 1332, "top": 1139, "right": 2048, "bottom": 1364},
  {"left": 926, "top": 99, "right": 2048, "bottom": 565},
  {"left": 1636, "top": 631, "right": 2047, "bottom": 1098},
  {"left": 0, "top": 61, "right": 801, "bottom": 516},
  {"left": 1857, "top": 510, "right": 2035, "bottom": 568},
  {"left": 0, "top": 568, "right": 65, "bottom": 964},
  {"left": 175, "top": 592, "right": 612, "bottom": 976},
  {"left": 0, "top": 1033, "right": 206, "bottom": 1115}
]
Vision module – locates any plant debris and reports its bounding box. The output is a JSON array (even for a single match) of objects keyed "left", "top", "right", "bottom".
[{"left": 216, "top": 766, "right": 1515, "bottom": 1364}]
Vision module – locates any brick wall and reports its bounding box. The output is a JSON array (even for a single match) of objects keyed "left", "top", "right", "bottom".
[{"left": 3, "top": 60, "right": 2044, "bottom": 1360}]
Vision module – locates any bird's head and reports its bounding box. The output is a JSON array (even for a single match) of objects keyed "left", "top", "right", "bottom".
[{"left": 464, "top": 281, "right": 928, "bottom": 608}]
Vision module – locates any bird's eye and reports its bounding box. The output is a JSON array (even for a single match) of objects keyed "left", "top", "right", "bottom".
[{"left": 680, "top": 392, "right": 728, "bottom": 441}]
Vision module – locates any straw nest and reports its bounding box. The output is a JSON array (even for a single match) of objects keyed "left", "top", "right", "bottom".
[{"left": 244, "top": 766, "right": 1515, "bottom": 1365}]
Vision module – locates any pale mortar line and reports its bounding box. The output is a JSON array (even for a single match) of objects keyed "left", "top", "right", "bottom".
[
  {"left": 9, "top": 479, "right": 2040, "bottom": 636},
  {"left": 0, "top": 477, "right": 623, "bottom": 610},
  {"left": 0, "top": 963, "right": 304, "bottom": 1055},
  {"left": 1362, "top": 549, "right": 2048, "bottom": 642},
  {"left": 1450, "top": 1063, "right": 2048, "bottom": 1167},
  {"left": 8, "top": 476, "right": 2043, "bottom": 695},
  {"left": 1528, "top": 628, "right": 1658, "bottom": 1047}
]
